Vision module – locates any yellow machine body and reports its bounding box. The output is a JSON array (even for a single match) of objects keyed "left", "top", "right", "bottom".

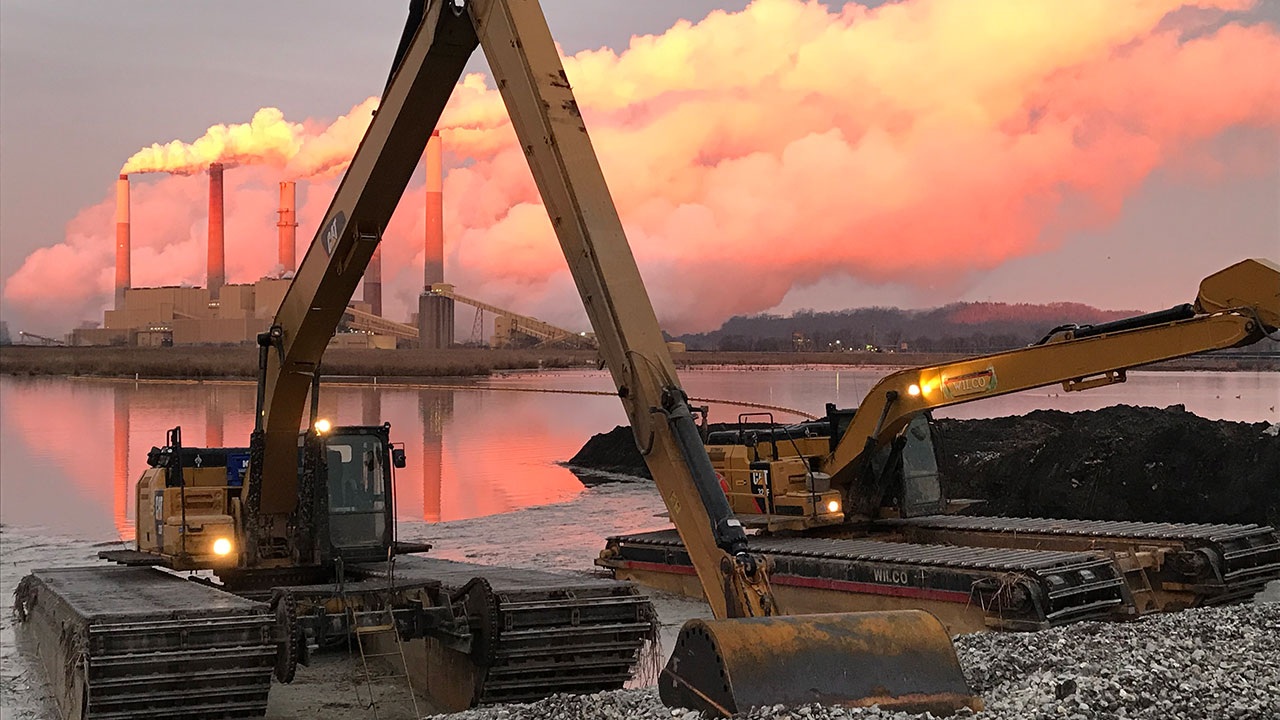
[
  {"left": 707, "top": 257, "right": 1280, "bottom": 530},
  {"left": 134, "top": 467, "right": 240, "bottom": 569},
  {"left": 708, "top": 442, "right": 845, "bottom": 530}
]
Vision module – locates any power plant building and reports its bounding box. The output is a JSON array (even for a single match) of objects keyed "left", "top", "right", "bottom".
[
  {"left": 69, "top": 135, "right": 540, "bottom": 350},
  {"left": 70, "top": 169, "right": 390, "bottom": 348}
]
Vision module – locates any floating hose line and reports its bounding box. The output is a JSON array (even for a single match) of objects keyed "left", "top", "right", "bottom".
[{"left": 73, "top": 375, "right": 819, "bottom": 420}]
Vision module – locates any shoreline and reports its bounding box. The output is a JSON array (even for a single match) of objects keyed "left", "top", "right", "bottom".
[{"left": 3, "top": 345, "right": 1275, "bottom": 380}]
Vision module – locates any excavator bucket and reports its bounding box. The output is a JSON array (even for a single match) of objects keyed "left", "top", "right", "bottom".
[{"left": 659, "top": 610, "right": 980, "bottom": 717}]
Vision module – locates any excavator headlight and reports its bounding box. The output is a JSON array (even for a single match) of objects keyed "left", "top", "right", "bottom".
[
  {"left": 907, "top": 384, "right": 921, "bottom": 397},
  {"left": 213, "top": 538, "right": 232, "bottom": 556},
  {"left": 314, "top": 419, "right": 331, "bottom": 434},
  {"left": 826, "top": 499, "right": 840, "bottom": 513}
]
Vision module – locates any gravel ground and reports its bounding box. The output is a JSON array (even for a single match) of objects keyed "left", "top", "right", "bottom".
[{"left": 425, "top": 602, "right": 1280, "bottom": 720}]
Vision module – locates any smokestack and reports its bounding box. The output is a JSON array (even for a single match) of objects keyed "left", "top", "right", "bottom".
[
  {"left": 277, "top": 181, "right": 297, "bottom": 272},
  {"left": 208, "top": 163, "right": 225, "bottom": 300},
  {"left": 362, "top": 387, "right": 381, "bottom": 426},
  {"left": 424, "top": 130, "right": 444, "bottom": 287},
  {"left": 364, "top": 245, "right": 383, "bottom": 317},
  {"left": 115, "top": 175, "right": 130, "bottom": 309},
  {"left": 417, "top": 131, "right": 453, "bottom": 349}
]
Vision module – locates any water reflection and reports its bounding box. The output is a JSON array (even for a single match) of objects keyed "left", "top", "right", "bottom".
[
  {"left": 205, "top": 392, "right": 223, "bottom": 447},
  {"left": 1, "top": 368, "right": 1275, "bottom": 541},
  {"left": 362, "top": 387, "right": 380, "bottom": 427},
  {"left": 0, "top": 377, "right": 596, "bottom": 540},
  {"left": 420, "top": 390, "right": 448, "bottom": 523},
  {"left": 113, "top": 390, "right": 130, "bottom": 540}
]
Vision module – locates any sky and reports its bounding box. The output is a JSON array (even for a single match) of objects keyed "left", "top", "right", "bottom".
[{"left": 1, "top": 0, "right": 1277, "bottom": 336}]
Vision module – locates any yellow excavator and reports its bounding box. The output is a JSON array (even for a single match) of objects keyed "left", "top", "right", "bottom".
[
  {"left": 709, "top": 257, "right": 1279, "bottom": 528},
  {"left": 17, "top": 1, "right": 977, "bottom": 718},
  {"left": 600, "top": 259, "right": 1280, "bottom": 632}
]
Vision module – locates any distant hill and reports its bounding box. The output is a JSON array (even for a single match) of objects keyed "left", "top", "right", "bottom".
[{"left": 671, "top": 302, "right": 1145, "bottom": 352}]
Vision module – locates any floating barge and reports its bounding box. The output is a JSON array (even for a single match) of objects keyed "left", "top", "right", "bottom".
[
  {"left": 598, "top": 529, "right": 1129, "bottom": 633},
  {"left": 17, "top": 557, "right": 656, "bottom": 719},
  {"left": 599, "top": 516, "right": 1280, "bottom": 633},
  {"left": 875, "top": 516, "right": 1280, "bottom": 612}
]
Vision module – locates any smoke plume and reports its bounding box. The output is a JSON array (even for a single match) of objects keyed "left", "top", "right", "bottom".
[{"left": 6, "top": 0, "right": 1279, "bottom": 333}]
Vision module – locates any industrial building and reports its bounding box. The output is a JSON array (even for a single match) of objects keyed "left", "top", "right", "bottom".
[
  {"left": 72, "top": 145, "right": 415, "bottom": 348},
  {"left": 70, "top": 131, "right": 592, "bottom": 349},
  {"left": 72, "top": 164, "right": 314, "bottom": 347}
]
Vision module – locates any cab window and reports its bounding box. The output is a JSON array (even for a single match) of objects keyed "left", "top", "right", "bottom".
[{"left": 326, "top": 435, "right": 386, "bottom": 513}]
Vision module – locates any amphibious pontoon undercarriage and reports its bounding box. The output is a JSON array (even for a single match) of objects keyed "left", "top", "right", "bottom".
[{"left": 598, "top": 516, "right": 1280, "bottom": 633}]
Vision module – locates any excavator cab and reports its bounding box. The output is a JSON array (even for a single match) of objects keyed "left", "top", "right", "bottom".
[{"left": 320, "top": 424, "right": 406, "bottom": 561}]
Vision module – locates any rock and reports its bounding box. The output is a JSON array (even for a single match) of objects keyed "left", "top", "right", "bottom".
[{"left": 1055, "top": 677, "right": 1077, "bottom": 699}]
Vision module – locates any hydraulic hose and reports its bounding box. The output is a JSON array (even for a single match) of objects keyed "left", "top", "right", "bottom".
[{"left": 664, "top": 391, "right": 749, "bottom": 556}]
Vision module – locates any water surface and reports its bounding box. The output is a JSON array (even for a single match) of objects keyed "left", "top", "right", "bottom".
[{"left": 1, "top": 368, "right": 1275, "bottom": 541}]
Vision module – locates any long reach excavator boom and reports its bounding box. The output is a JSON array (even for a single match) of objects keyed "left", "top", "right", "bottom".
[
  {"left": 250, "top": 0, "right": 759, "bottom": 615},
  {"left": 239, "top": 0, "right": 975, "bottom": 716},
  {"left": 16, "top": 4, "right": 981, "bottom": 718}
]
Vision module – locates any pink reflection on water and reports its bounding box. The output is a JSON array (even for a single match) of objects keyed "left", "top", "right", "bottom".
[
  {"left": 2, "top": 379, "right": 118, "bottom": 537},
  {"left": 0, "top": 378, "right": 591, "bottom": 539},
  {"left": 114, "top": 390, "right": 132, "bottom": 540},
  {"left": 410, "top": 388, "right": 585, "bottom": 523},
  {"left": 419, "top": 392, "right": 446, "bottom": 523}
]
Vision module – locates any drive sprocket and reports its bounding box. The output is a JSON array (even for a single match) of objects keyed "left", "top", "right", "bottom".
[
  {"left": 453, "top": 577, "right": 500, "bottom": 666},
  {"left": 271, "top": 589, "right": 301, "bottom": 683}
]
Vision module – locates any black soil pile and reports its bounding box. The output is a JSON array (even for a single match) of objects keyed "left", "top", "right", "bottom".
[
  {"left": 567, "top": 426, "right": 651, "bottom": 480},
  {"left": 567, "top": 405, "right": 1280, "bottom": 526},
  {"left": 934, "top": 405, "right": 1280, "bottom": 526}
]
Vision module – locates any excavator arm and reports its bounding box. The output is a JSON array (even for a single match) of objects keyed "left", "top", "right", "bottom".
[
  {"left": 251, "top": 0, "right": 767, "bottom": 619},
  {"left": 830, "top": 258, "right": 1280, "bottom": 518},
  {"left": 466, "top": 0, "right": 774, "bottom": 619},
  {"left": 249, "top": 2, "right": 975, "bottom": 714}
]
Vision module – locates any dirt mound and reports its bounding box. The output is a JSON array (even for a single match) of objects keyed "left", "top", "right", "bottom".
[
  {"left": 935, "top": 405, "right": 1280, "bottom": 526},
  {"left": 567, "top": 406, "right": 1280, "bottom": 526},
  {"left": 567, "top": 426, "right": 650, "bottom": 479}
]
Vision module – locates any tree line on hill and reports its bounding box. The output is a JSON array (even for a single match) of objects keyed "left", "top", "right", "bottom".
[{"left": 671, "top": 302, "right": 1148, "bottom": 353}]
